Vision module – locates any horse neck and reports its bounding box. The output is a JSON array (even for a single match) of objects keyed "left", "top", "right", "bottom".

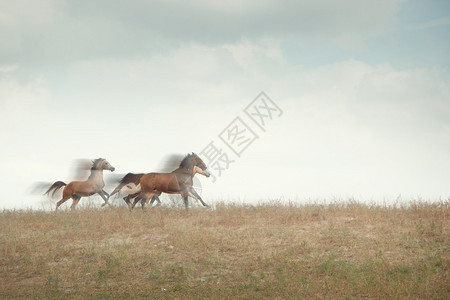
[
  {"left": 173, "top": 166, "right": 194, "bottom": 177},
  {"left": 88, "top": 169, "right": 104, "bottom": 185},
  {"left": 192, "top": 166, "right": 202, "bottom": 177}
]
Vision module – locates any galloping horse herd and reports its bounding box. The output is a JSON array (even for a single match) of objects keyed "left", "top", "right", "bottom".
[{"left": 44, "top": 153, "right": 211, "bottom": 211}]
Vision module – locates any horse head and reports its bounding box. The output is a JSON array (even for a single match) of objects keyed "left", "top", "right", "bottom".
[
  {"left": 190, "top": 152, "right": 210, "bottom": 177},
  {"left": 92, "top": 158, "right": 115, "bottom": 172}
]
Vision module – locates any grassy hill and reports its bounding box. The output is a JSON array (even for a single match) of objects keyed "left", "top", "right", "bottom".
[{"left": 0, "top": 201, "right": 448, "bottom": 299}]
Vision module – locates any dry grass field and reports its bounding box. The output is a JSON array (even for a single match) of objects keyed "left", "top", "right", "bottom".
[{"left": 0, "top": 201, "right": 448, "bottom": 299}]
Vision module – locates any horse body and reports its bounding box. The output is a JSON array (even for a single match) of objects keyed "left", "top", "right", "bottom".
[
  {"left": 45, "top": 158, "right": 115, "bottom": 210},
  {"left": 109, "top": 173, "right": 145, "bottom": 208},
  {"left": 64, "top": 180, "right": 101, "bottom": 197},
  {"left": 138, "top": 153, "right": 210, "bottom": 210},
  {"left": 110, "top": 173, "right": 143, "bottom": 195},
  {"left": 141, "top": 171, "right": 188, "bottom": 193}
]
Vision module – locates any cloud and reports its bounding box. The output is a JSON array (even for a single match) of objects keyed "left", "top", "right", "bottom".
[
  {"left": 0, "top": 66, "right": 51, "bottom": 115},
  {"left": 0, "top": 64, "right": 19, "bottom": 73},
  {"left": 0, "top": 0, "right": 402, "bottom": 64}
]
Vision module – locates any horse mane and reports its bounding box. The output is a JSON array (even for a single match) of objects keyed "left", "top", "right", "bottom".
[
  {"left": 179, "top": 153, "right": 196, "bottom": 169},
  {"left": 91, "top": 158, "right": 105, "bottom": 170}
]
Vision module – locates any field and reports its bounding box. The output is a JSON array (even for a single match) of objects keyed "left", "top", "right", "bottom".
[{"left": 0, "top": 201, "right": 448, "bottom": 299}]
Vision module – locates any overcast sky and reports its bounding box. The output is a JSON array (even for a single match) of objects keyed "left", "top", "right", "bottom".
[{"left": 1, "top": 0, "right": 449, "bottom": 209}]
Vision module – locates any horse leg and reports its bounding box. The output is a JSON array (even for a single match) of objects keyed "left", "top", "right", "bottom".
[
  {"left": 127, "top": 191, "right": 140, "bottom": 210},
  {"left": 70, "top": 195, "right": 81, "bottom": 210},
  {"left": 187, "top": 191, "right": 200, "bottom": 205},
  {"left": 149, "top": 194, "right": 159, "bottom": 207},
  {"left": 56, "top": 195, "right": 71, "bottom": 211},
  {"left": 100, "top": 189, "right": 110, "bottom": 207},
  {"left": 141, "top": 192, "right": 156, "bottom": 210},
  {"left": 149, "top": 195, "right": 156, "bottom": 207},
  {"left": 189, "top": 188, "right": 208, "bottom": 207},
  {"left": 149, "top": 192, "right": 162, "bottom": 207},
  {"left": 155, "top": 192, "right": 162, "bottom": 206},
  {"left": 132, "top": 194, "right": 142, "bottom": 210},
  {"left": 123, "top": 195, "right": 132, "bottom": 210},
  {"left": 139, "top": 192, "right": 151, "bottom": 210},
  {"left": 182, "top": 191, "right": 189, "bottom": 210},
  {"left": 99, "top": 190, "right": 110, "bottom": 207},
  {"left": 140, "top": 196, "right": 146, "bottom": 209}
]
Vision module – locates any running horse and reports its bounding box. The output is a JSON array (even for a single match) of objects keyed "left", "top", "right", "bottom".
[
  {"left": 108, "top": 173, "right": 152, "bottom": 209},
  {"left": 44, "top": 158, "right": 115, "bottom": 210},
  {"left": 135, "top": 152, "right": 210, "bottom": 210}
]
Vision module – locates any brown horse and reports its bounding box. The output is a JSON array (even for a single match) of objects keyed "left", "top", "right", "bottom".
[
  {"left": 135, "top": 153, "right": 210, "bottom": 210},
  {"left": 108, "top": 173, "right": 162, "bottom": 209},
  {"left": 44, "top": 158, "right": 115, "bottom": 210}
]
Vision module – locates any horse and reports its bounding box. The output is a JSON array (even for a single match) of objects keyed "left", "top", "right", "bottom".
[
  {"left": 135, "top": 152, "right": 210, "bottom": 210},
  {"left": 131, "top": 164, "right": 209, "bottom": 209},
  {"left": 108, "top": 173, "right": 161, "bottom": 209},
  {"left": 44, "top": 158, "right": 115, "bottom": 210}
]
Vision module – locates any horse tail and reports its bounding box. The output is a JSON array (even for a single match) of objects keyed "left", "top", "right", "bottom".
[
  {"left": 44, "top": 181, "right": 67, "bottom": 197},
  {"left": 109, "top": 173, "right": 144, "bottom": 198}
]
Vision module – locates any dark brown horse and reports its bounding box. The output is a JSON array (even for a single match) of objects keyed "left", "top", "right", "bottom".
[
  {"left": 44, "top": 158, "right": 115, "bottom": 210},
  {"left": 108, "top": 173, "right": 161, "bottom": 209},
  {"left": 135, "top": 153, "right": 210, "bottom": 210}
]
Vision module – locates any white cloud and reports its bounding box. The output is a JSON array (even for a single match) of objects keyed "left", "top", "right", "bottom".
[
  {"left": 0, "top": 64, "right": 19, "bottom": 73},
  {"left": 0, "top": 0, "right": 403, "bottom": 63},
  {"left": 0, "top": 68, "right": 51, "bottom": 117}
]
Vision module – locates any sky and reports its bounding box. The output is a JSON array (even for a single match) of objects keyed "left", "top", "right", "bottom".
[{"left": 0, "top": 0, "right": 449, "bottom": 209}]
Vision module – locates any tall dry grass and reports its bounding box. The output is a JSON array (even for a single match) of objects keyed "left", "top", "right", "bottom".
[{"left": 0, "top": 201, "right": 448, "bottom": 299}]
